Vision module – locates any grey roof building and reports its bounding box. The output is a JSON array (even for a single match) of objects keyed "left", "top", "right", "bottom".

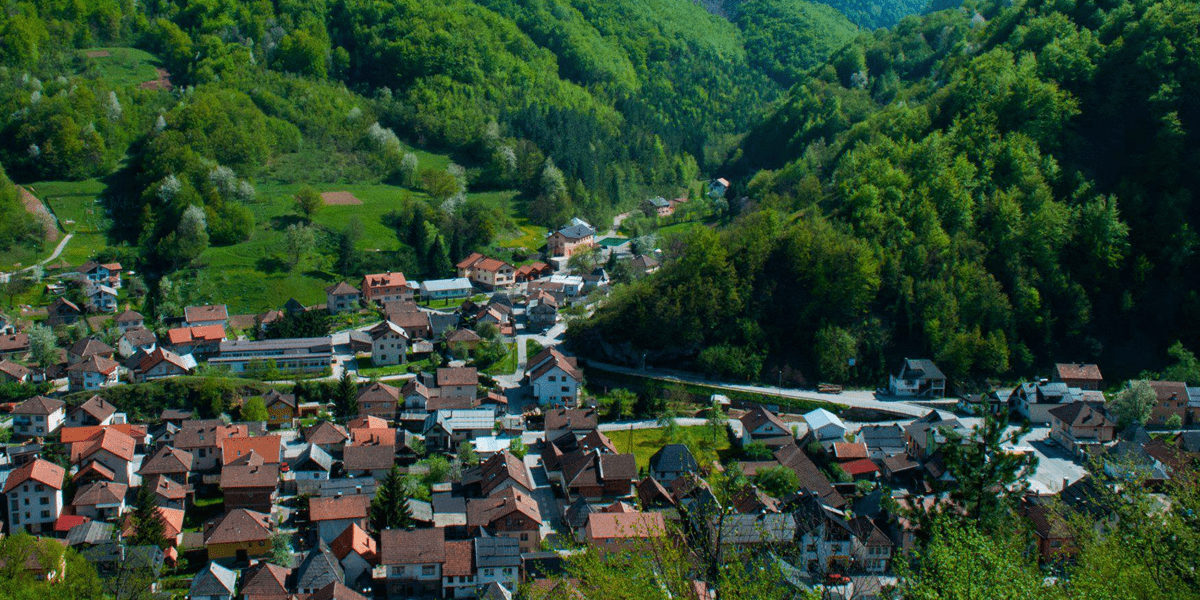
[
  {"left": 296, "top": 538, "right": 345, "bottom": 593},
  {"left": 190, "top": 561, "right": 238, "bottom": 599}
]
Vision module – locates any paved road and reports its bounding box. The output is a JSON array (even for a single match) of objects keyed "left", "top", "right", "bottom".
[
  {"left": 585, "top": 360, "right": 938, "bottom": 419},
  {"left": 0, "top": 233, "right": 73, "bottom": 280},
  {"left": 523, "top": 452, "right": 563, "bottom": 542}
]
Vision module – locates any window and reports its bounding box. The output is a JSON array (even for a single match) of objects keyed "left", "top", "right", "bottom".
[
  {"left": 548, "top": 375, "right": 556, "bottom": 382},
  {"left": 24, "top": 498, "right": 30, "bottom": 506},
  {"left": 39, "top": 497, "right": 48, "bottom": 505},
  {"left": 504, "top": 568, "right": 513, "bottom": 575},
  {"left": 422, "top": 565, "right": 436, "bottom": 576},
  {"left": 40, "top": 510, "right": 49, "bottom": 518},
  {"left": 484, "top": 569, "right": 494, "bottom": 577},
  {"left": 520, "top": 533, "right": 529, "bottom": 541},
  {"left": 562, "top": 386, "right": 570, "bottom": 392},
  {"left": 34, "top": 484, "right": 44, "bottom": 493}
]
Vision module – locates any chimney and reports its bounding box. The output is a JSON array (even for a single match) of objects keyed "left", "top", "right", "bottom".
[{"left": 1062, "top": 478, "right": 1069, "bottom": 492}]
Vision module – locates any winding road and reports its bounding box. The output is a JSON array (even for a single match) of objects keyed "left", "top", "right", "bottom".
[{"left": 0, "top": 233, "right": 73, "bottom": 280}]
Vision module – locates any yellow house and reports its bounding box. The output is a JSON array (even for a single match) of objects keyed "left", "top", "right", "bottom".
[
  {"left": 204, "top": 508, "right": 273, "bottom": 561},
  {"left": 263, "top": 390, "right": 297, "bottom": 428}
]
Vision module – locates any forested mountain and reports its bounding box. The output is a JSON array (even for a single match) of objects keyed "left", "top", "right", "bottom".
[
  {"left": 573, "top": 0, "right": 1200, "bottom": 385},
  {"left": 0, "top": 0, "right": 857, "bottom": 278},
  {"left": 804, "top": 0, "right": 935, "bottom": 29}
]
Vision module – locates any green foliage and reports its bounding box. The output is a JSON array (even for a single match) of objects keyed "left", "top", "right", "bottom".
[
  {"left": 268, "top": 532, "right": 294, "bottom": 567},
  {"left": 240, "top": 396, "right": 269, "bottom": 422},
  {"left": 742, "top": 441, "right": 773, "bottom": 461},
  {"left": 27, "top": 323, "right": 58, "bottom": 369},
  {"left": 806, "top": 0, "right": 930, "bottom": 29},
  {"left": 752, "top": 464, "right": 799, "bottom": 497},
  {"left": 333, "top": 371, "right": 357, "bottom": 418},
  {"left": 935, "top": 414, "right": 1037, "bottom": 529},
  {"left": 294, "top": 187, "right": 322, "bottom": 221},
  {"left": 0, "top": 165, "right": 44, "bottom": 252},
  {"left": 508, "top": 437, "right": 527, "bottom": 459},
  {"left": 1110, "top": 380, "right": 1155, "bottom": 428},
  {"left": 734, "top": 0, "right": 858, "bottom": 87},
  {"left": 371, "top": 465, "right": 414, "bottom": 531},
  {"left": 1161, "top": 342, "right": 1200, "bottom": 385},
  {"left": 262, "top": 310, "right": 332, "bottom": 340},
  {"left": 0, "top": 532, "right": 105, "bottom": 599},
  {"left": 129, "top": 485, "right": 166, "bottom": 548},
  {"left": 899, "top": 518, "right": 1051, "bottom": 600}
]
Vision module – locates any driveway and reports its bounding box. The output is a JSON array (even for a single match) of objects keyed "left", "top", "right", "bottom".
[{"left": 523, "top": 452, "right": 563, "bottom": 542}]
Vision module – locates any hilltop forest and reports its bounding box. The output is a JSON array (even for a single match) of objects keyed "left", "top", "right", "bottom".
[{"left": 573, "top": 0, "right": 1200, "bottom": 386}]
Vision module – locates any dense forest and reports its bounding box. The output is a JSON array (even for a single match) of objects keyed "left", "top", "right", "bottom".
[{"left": 573, "top": 0, "right": 1200, "bottom": 386}]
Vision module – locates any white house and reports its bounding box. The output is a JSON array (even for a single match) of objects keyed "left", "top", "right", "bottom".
[
  {"left": 804, "top": 408, "right": 848, "bottom": 442},
  {"left": 3, "top": 458, "right": 66, "bottom": 534},
  {"left": 71, "top": 427, "right": 137, "bottom": 484},
  {"left": 184, "top": 304, "right": 229, "bottom": 328},
  {"left": 888, "top": 359, "right": 947, "bottom": 397},
  {"left": 76, "top": 261, "right": 123, "bottom": 289},
  {"left": 382, "top": 527, "right": 446, "bottom": 598},
  {"left": 420, "top": 278, "right": 474, "bottom": 301},
  {"left": 11, "top": 395, "right": 66, "bottom": 437},
  {"left": 117, "top": 328, "right": 157, "bottom": 358},
  {"left": 525, "top": 348, "right": 582, "bottom": 407},
  {"left": 369, "top": 320, "right": 409, "bottom": 366},
  {"left": 113, "top": 309, "right": 144, "bottom": 333},
  {"left": 67, "top": 355, "right": 122, "bottom": 392},
  {"left": 189, "top": 561, "right": 237, "bottom": 600},
  {"left": 86, "top": 285, "right": 119, "bottom": 313}
]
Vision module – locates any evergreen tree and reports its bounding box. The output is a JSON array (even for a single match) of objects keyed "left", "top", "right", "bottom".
[
  {"left": 934, "top": 414, "right": 1037, "bottom": 529},
  {"left": 334, "top": 371, "right": 358, "bottom": 418},
  {"left": 370, "top": 465, "right": 414, "bottom": 531},
  {"left": 129, "top": 484, "right": 166, "bottom": 548}
]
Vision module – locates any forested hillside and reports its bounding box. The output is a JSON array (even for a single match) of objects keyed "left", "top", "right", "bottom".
[{"left": 573, "top": 0, "right": 1200, "bottom": 385}]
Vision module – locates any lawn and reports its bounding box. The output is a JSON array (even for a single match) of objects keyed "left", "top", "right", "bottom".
[
  {"left": 78, "top": 47, "right": 162, "bottom": 87},
  {"left": 355, "top": 356, "right": 433, "bottom": 378},
  {"left": 612, "top": 425, "right": 732, "bottom": 472},
  {"left": 482, "top": 343, "right": 518, "bottom": 376},
  {"left": 29, "top": 179, "right": 111, "bottom": 266},
  {"left": 422, "top": 294, "right": 487, "bottom": 310}
]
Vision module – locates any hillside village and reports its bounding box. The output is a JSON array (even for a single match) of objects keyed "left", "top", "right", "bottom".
[{"left": 0, "top": 213, "right": 1199, "bottom": 600}]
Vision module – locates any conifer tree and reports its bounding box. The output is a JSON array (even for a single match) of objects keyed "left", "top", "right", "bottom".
[{"left": 370, "top": 465, "right": 413, "bottom": 531}]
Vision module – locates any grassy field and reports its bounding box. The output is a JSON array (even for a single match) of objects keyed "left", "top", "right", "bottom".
[
  {"left": 355, "top": 356, "right": 435, "bottom": 378},
  {"left": 78, "top": 47, "right": 162, "bottom": 87},
  {"left": 29, "top": 179, "right": 111, "bottom": 266},
  {"left": 482, "top": 343, "right": 518, "bottom": 376},
  {"left": 611, "top": 425, "right": 733, "bottom": 472}
]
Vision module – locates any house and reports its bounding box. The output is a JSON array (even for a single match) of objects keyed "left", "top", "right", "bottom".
[
  {"left": 441, "top": 539, "right": 476, "bottom": 599},
  {"left": 437, "top": 367, "right": 479, "bottom": 402},
  {"left": 584, "top": 511, "right": 666, "bottom": 557},
  {"left": 641, "top": 196, "right": 673, "bottom": 218},
  {"left": 342, "top": 443, "right": 395, "bottom": 478},
  {"left": 129, "top": 346, "right": 195, "bottom": 382},
  {"left": 457, "top": 253, "right": 516, "bottom": 290},
  {"left": 148, "top": 476, "right": 190, "bottom": 511},
  {"left": 421, "top": 278, "right": 474, "bottom": 301},
  {"left": 848, "top": 516, "right": 894, "bottom": 572},
  {"left": 221, "top": 435, "right": 282, "bottom": 465},
  {"left": 113, "top": 309, "right": 144, "bottom": 333},
  {"left": 137, "top": 445, "right": 193, "bottom": 487},
  {"left": 69, "top": 338, "right": 115, "bottom": 364},
  {"left": 3, "top": 458, "right": 66, "bottom": 533},
  {"left": 560, "top": 451, "right": 638, "bottom": 501},
  {"left": 547, "top": 408, "right": 597, "bottom": 441},
  {"left": 46, "top": 297, "right": 82, "bottom": 326},
  {"left": 903, "top": 411, "right": 967, "bottom": 460},
  {"left": 445, "top": 328, "right": 482, "bottom": 354},
  {"left": 182, "top": 304, "right": 228, "bottom": 328},
  {"left": 1009, "top": 381, "right": 1093, "bottom": 424},
  {"left": 239, "top": 561, "right": 292, "bottom": 600},
  {"left": 0, "top": 359, "right": 30, "bottom": 382},
  {"left": 473, "top": 536, "right": 520, "bottom": 594},
  {"left": 381, "top": 527, "right": 446, "bottom": 598},
  {"left": 0, "top": 312, "right": 11, "bottom": 335},
  {"left": 648, "top": 444, "right": 699, "bottom": 484},
  {"left": 190, "top": 561, "right": 238, "bottom": 600},
  {"left": 792, "top": 492, "right": 856, "bottom": 574},
  {"left": 547, "top": 224, "right": 596, "bottom": 258},
  {"left": 739, "top": 406, "right": 794, "bottom": 446},
  {"left": 369, "top": 320, "right": 408, "bottom": 366},
  {"left": 385, "top": 303, "right": 433, "bottom": 340},
  {"left": 714, "top": 513, "right": 796, "bottom": 554},
  {"left": 526, "top": 291, "right": 558, "bottom": 331},
  {"left": 70, "top": 481, "right": 127, "bottom": 521},
  {"left": 77, "top": 261, "right": 123, "bottom": 289},
  {"left": 362, "top": 272, "right": 413, "bottom": 305},
  {"left": 305, "top": 421, "right": 350, "bottom": 456},
  {"left": 463, "top": 451, "right": 535, "bottom": 498},
  {"left": 0, "top": 332, "right": 30, "bottom": 357},
  {"left": 358, "top": 381, "right": 401, "bottom": 422},
  {"left": 291, "top": 443, "right": 334, "bottom": 494},
  {"left": 209, "top": 337, "right": 334, "bottom": 375},
  {"left": 86, "top": 284, "right": 119, "bottom": 313},
  {"left": 630, "top": 254, "right": 659, "bottom": 274},
  {"left": 261, "top": 389, "right": 297, "bottom": 427},
  {"left": 526, "top": 347, "right": 582, "bottom": 407},
  {"left": 310, "top": 582, "right": 370, "bottom": 600},
  {"left": 424, "top": 409, "right": 495, "bottom": 451},
  {"left": 311, "top": 494, "right": 371, "bottom": 544},
  {"left": 889, "top": 359, "right": 947, "bottom": 397},
  {"left": 203, "top": 508, "right": 273, "bottom": 561},
  {"left": 467, "top": 487, "right": 543, "bottom": 552},
  {"left": 857, "top": 425, "right": 906, "bottom": 460},
  {"left": 70, "top": 427, "right": 136, "bottom": 484},
  {"left": 708, "top": 178, "right": 730, "bottom": 199},
  {"left": 1147, "top": 380, "right": 1190, "bottom": 427},
  {"left": 1049, "top": 402, "right": 1116, "bottom": 455},
  {"left": 1023, "top": 503, "right": 1075, "bottom": 563},
  {"left": 296, "top": 539, "right": 345, "bottom": 594},
  {"left": 220, "top": 456, "right": 279, "bottom": 512},
  {"left": 514, "top": 262, "right": 551, "bottom": 283},
  {"left": 11, "top": 395, "right": 66, "bottom": 437},
  {"left": 66, "top": 395, "right": 118, "bottom": 428},
  {"left": 164, "top": 324, "right": 226, "bottom": 356},
  {"left": 176, "top": 420, "right": 248, "bottom": 471},
  {"left": 331, "top": 523, "right": 378, "bottom": 589},
  {"left": 325, "top": 282, "right": 362, "bottom": 314},
  {"left": 1053, "top": 363, "right": 1104, "bottom": 391},
  {"left": 117, "top": 327, "right": 157, "bottom": 358},
  {"left": 804, "top": 408, "right": 848, "bottom": 442},
  {"left": 775, "top": 444, "right": 844, "bottom": 508}
]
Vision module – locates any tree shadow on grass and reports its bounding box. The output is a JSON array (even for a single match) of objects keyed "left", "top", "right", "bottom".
[
  {"left": 255, "top": 256, "right": 289, "bottom": 274},
  {"left": 269, "top": 214, "right": 306, "bottom": 231}
]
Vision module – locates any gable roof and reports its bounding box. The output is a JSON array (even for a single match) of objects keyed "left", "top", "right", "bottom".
[
  {"left": 474, "top": 451, "right": 534, "bottom": 496},
  {"left": 368, "top": 320, "right": 408, "bottom": 341},
  {"left": 165, "top": 324, "right": 226, "bottom": 345},
  {"left": 832, "top": 442, "right": 869, "bottom": 460},
  {"left": 443, "top": 540, "right": 474, "bottom": 578},
  {"left": 363, "top": 272, "right": 408, "bottom": 290},
  {"left": 437, "top": 366, "right": 478, "bottom": 387},
  {"left": 739, "top": 406, "right": 789, "bottom": 434},
  {"left": 204, "top": 508, "right": 271, "bottom": 545},
  {"left": 12, "top": 395, "right": 64, "bottom": 415},
  {"left": 184, "top": 304, "right": 228, "bottom": 323},
  {"left": 526, "top": 347, "right": 582, "bottom": 382},
  {"left": 649, "top": 444, "right": 698, "bottom": 474},
  {"left": 331, "top": 523, "right": 377, "bottom": 562},
  {"left": 294, "top": 443, "right": 333, "bottom": 472},
  {"left": 114, "top": 309, "right": 143, "bottom": 324},
  {"left": 554, "top": 224, "right": 595, "bottom": 240},
  {"left": 122, "top": 327, "right": 158, "bottom": 348},
  {"left": 343, "top": 444, "right": 395, "bottom": 471},
  {"left": 380, "top": 527, "right": 446, "bottom": 565},
  {"left": 3, "top": 458, "right": 65, "bottom": 492},
  {"left": 70, "top": 427, "right": 136, "bottom": 462},
  {"left": 191, "top": 561, "right": 237, "bottom": 596},
  {"left": 586, "top": 511, "right": 666, "bottom": 539},
  {"left": 310, "top": 582, "right": 369, "bottom": 600},
  {"left": 305, "top": 421, "right": 350, "bottom": 446},
  {"left": 262, "top": 389, "right": 296, "bottom": 409},
  {"left": 445, "top": 328, "right": 482, "bottom": 343},
  {"left": 357, "top": 381, "right": 400, "bottom": 405},
  {"left": 309, "top": 494, "right": 371, "bottom": 522},
  {"left": 72, "top": 480, "right": 127, "bottom": 506},
  {"left": 775, "top": 443, "right": 844, "bottom": 507},
  {"left": 545, "top": 408, "right": 598, "bottom": 432},
  {"left": 467, "top": 487, "right": 543, "bottom": 527},
  {"left": 70, "top": 338, "right": 114, "bottom": 359},
  {"left": 138, "top": 445, "right": 193, "bottom": 475},
  {"left": 221, "top": 435, "right": 282, "bottom": 465},
  {"left": 220, "top": 461, "right": 279, "bottom": 489},
  {"left": 475, "top": 536, "right": 520, "bottom": 568},
  {"left": 297, "top": 539, "right": 344, "bottom": 591},
  {"left": 240, "top": 561, "right": 292, "bottom": 598},
  {"left": 804, "top": 408, "right": 845, "bottom": 432},
  {"left": 1048, "top": 402, "right": 1114, "bottom": 428},
  {"left": 72, "top": 395, "right": 117, "bottom": 422},
  {"left": 900, "top": 358, "right": 945, "bottom": 381},
  {"left": 1054, "top": 363, "right": 1103, "bottom": 381},
  {"left": 326, "top": 281, "right": 361, "bottom": 295},
  {"left": 637, "top": 477, "right": 675, "bottom": 507},
  {"left": 66, "top": 355, "right": 120, "bottom": 375}
]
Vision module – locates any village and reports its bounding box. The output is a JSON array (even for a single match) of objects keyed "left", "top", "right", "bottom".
[{"left": 0, "top": 204, "right": 1198, "bottom": 600}]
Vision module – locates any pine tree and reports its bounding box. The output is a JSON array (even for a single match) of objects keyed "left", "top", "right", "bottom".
[
  {"left": 130, "top": 484, "right": 166, "bottom": 548},
  {"left": 370, "top": 465, "right": 413, "bottom": 531},
  {"left": 335, "top": 371, "right": 358, "bottom": 418}
]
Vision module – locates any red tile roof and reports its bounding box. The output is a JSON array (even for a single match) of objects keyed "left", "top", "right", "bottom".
[
  {"left": 363, "top": 272, "right": 408, "bottom": 290},
  {"left": 467, "top": 488, "right": 542, "bottom": 527},
  {"left": 833, "top": 442, "right": 869, "bottom": 461},
  {"left": 70, "top": 427, "right": 136, "bottom": 462},
  {"left": 840, "top": 458, "right": 880, "bottom": 477},
  {"left": 380, "top": 527, "right": 445, "bottom": 565},
  {"left": 309, "top": 494, "right": 371, "bottom": 522},
  {"left": 60, "top": 423, "right": 145, "bottom": 445},
  {"left": 585, "top": 512, "right": 666, "bottom": 540},
  {"left": 1054, "top": 363, "right": 1103, "bottom": 381},
  {"left": 204, "top": 508, "right": 271, "bottom": 545},
  {"left": 330, "top": 523, "right": 377, "bottom": 562},
  {"left": 166, "top": 324, "right": 226, "bottom": 345},
  {"left": 221, "top": 435, "right": 282, "bottom": 465},
  {"left": 443, "top": 540, "right": 474, "bottom": 577},
  {"left": 3, "top": 458, "right": 65, "bottom": 493},
  {"left": 184, "top": 304, "right": 228, "bottom": 323}
]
